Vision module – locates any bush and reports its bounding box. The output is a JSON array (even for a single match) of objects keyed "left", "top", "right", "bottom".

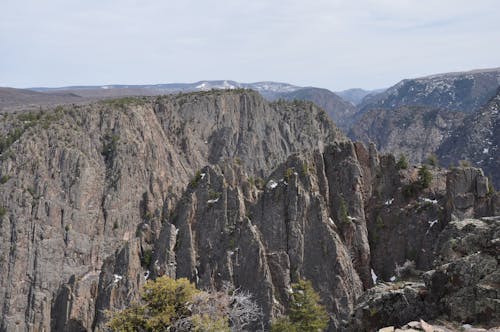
[
  {"left": 0, "top": 207, "right": 6, "bottom": 219},
  {"left": 426, "top": 154, "right": 438, "bottom": 167},
  {"left": 396, "top": 155, "right": 408, "bottom": 170},
  {"left": 418, "top": 165, "right": 432, "bottom": 188},
  {"left": 0, "top": 175, "right": 10, "bottom": 184},
  {"left": 190, "top": 170, "right": 202, "bottom": 188},
  {"left": 271, "top": 279, "right": 329, "bottom": 332},
  {"left": 459, "top": 160, "right": 471, "bottom": 167},
  {"left": 141, "top": 249, "right": 152, "bottom": 268},
  {"left": 107, "top": 276, "right": 263, "bottom": 332},
  {"left": 338, "top": 197, "right": 350, "bottom": 224}
]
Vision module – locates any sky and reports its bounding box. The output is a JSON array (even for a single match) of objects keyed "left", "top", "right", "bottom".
[{"left": 1, "top": 0, "right": 499, "bottom": 91}]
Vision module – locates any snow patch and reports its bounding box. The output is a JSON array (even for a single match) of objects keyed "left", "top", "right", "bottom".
[
  {"left": 328, "top": 217, "right": 335, "bottom": 225},
  {"left": 483, "top": 148, "right": 489, "bottom": 154},
  {"left": 266, "top": 180, "right": 278, "bottom": 190},
  {"left": 384, "top": 198, "right": 394, "bottom": 206},
  {"left": 113, "top": 274, "right": 123, "bottom": 283},
  {"left": 426, "top": 219, "right": 439, "bottom": 235},
  {"left": 390, "top": 276, "right": 396, "bottom": 282},
  {"left": 144, "top": 271, "right": 150, "bottom": 280},
  {"left": 207, "top": 198, "right": 219, "bottom": 204},
  {"left": 421, "top": 197, "right": 438, "bottom": 204},
  {"left": 200, "top": 173, "right": 206, "bottom": 180},
  {"left": 371, "top": 269, "right": 378, "bottom": 284}
]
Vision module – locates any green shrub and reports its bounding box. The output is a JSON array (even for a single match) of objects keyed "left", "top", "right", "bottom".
[
  {"left": 0, "top": 207, "right": 7, "bottom": 219},
  {"left": 107, "top": 276, "right": 262, "bottom": 332},
  {"left": 459, "top": 160, "right": 471, "bottom": 167},
  {"left": 396, "top": 155, "right": 408, "bottom": 170},
  {"left": 0, "top": 175, "right": 10, "bottom": 184},
  {"left": 284, "top": 167, "right": 294, "bottom": 181},
  {"left": 418, "top": 165, "right": 432, "bottom": 188},
  {"left": 141, "top": 249, "right": 152, "bottom": 268},
  {"left": 271, "top": 279, "right": 329, "bottom": 332},
  {"left": 208, "top": 189, "right": 221, "bottom": 200},
  {"left": 339, "top": 197, "right": 350, "bottom": 224},
  {"left": 190, "top": 170, "right": 202, "bottom": 188},
  {"left": 426, "top": 154, "right": 439, "bottom": 167}
]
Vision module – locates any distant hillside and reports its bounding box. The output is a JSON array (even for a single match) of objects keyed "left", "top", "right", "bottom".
[
  {"left": 30, "top": 80, "right": 302, "bottom": 99},
  {"left": 349, "top": 106, "right": 466, "bottom": 163},
  {"left": 0, "top": 87, "right": 83, "bottom": 112},
  {"left": 350, "top": 68, "right": 500, "bottom": 178},
  {"left": 9, "top": 82, "right": 357, "bottom": 133},
  {"left": 437, "top": 88, "right": 500, "bottom": 187},
  {"left": 358, "top": 67, "right": 500, "bottom": 113},
  {"left": 336, "top": 88, "right": 385, "bottom": 106},
  {"left": 268, "top": 87, "right": 357, "bottom": 131}
]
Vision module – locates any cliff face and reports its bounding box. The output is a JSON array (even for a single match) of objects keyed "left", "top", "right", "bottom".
[
  {"left": 267, "top": 87, "right": 358, "bottom": 132},
  {"left": 350, "top": 71, "right": 500, "bottom": 188},
  {"left": 0, "top": 90, "right": 498, "bottom": 332},
  {"left": 349, "top": 106, "right": 465, "bottom": 163},
  {"left": 437, "top": 89, "right": 500, "bottom": 188},
  {"left": 358, "top": 68, "right": 500, "bottom": 114},
  {"left": 0, "top": 91, "right": 344, "bottom": 331}
]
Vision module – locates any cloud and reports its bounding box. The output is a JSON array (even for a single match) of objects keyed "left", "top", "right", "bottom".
[{"left": 1, "top": 0, "right": 499, "bottom": 90}]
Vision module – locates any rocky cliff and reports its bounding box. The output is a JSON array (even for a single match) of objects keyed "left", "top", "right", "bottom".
[
  {"left": 350, "top": 69, "right": 500, "bottom": 188},
  {"left": 0, "top": 90, "right": 498, "bottom": 332},
  {"left": 437, "top": 88, "right": 500, "bottom": 188},
  {"left": 0, "top": 90, "right": 344, "bottom": 331},
  {"left": 267, "top": 87, "right": 358, "bottom": 132},
  {"left": 358, "top": 68, "right": 500, "bottom": 114},
  {"left": 349, "top": 106, "right": 465, "bottom": 163}
]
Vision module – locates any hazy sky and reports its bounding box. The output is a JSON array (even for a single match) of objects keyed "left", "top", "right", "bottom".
[{"left": 1, "top": 0, "right": 499, "bottom": 91}]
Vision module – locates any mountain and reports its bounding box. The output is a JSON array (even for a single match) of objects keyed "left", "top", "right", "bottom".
[
  {"left": 0, "top": 90, "right": 498, "bottom": 331},
  {"left": 350, "top": 68, "right": 500, "bottom": 185},
  {"left": 437, "top": 88, "right": 500, "bottom": 187},
  {"left": 10, "top": 81, "right": 357, "bottom": 132},
  {"left": 358, "top": 68, "right": 500, "bottom": 113},
  {"left": 0, "top": 87, "right": 84, "bottom": 112},
  {"left": 267, "top": 87, "right": 358, "bottom": 131},
  {"left": 349, "top": 106, "right": 466, "bottom": 163},
  {"left": 29, "top": 80, "right": 302, "bottom": 99},
  {"left": 335, "top": 88, "right": 385, "bottom": 106}
]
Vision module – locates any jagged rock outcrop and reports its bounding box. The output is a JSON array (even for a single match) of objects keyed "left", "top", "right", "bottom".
[
  {"left": 0, "top": 90, "right": 344, "bottom": 331},
  {"left": 0, "top": 89, "right": 498, "bottom": 332},
  {"left": 366, "top": 161, "right": 497, "bottom": 281},
  {"left": 424, "top": 216, "right": 500, "bottom": 325},
  {"left": 155, "top": 142, "right": 374, "bottom": 330},
  {"left": 346, "top": 215, "right": 499, "bottom": 331}
]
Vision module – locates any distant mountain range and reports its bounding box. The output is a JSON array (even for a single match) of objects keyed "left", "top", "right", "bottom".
[
  {"left": 350, "top": 67, "right": 500, "bottom": 187},
  {"left": 3, "top": 80, "right": 379, "bottom": 132},
  {"left": 2, "top": 67, "right": 499, "bottom": 185}
]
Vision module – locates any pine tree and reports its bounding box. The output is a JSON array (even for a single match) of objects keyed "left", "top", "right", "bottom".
[{"left": 271, "top": 279, "right": 329, "bottom": 332}]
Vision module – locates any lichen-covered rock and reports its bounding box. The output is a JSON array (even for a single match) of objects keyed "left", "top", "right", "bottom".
[
  {"left": 424, "top": 217, "right": 500, "bottom": 325},
  {"left": 345, "top": 282, "right": 435, "bottom": 332}
]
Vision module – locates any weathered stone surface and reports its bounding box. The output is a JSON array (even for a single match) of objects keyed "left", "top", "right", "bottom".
[
  {"left": 424, "top": 217, "right": 500, "bottom": 325},
  {"left": 0, "top": 89, "right": 498, "bottom": 332},
  {"left": 345, "top": 216, "right": 500, "bottom": 331},
  {"left": 346, "top": 282, "right": 435, "bottom": 332},
  {"left": 0, "top": 91, "right": 344, "bottom": 331}
]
